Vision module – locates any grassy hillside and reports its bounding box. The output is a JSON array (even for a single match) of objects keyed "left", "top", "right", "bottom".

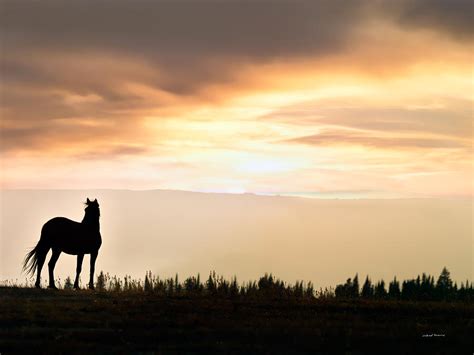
[{"left": 1, "top": 286, "right": 472, "bottom": 354}]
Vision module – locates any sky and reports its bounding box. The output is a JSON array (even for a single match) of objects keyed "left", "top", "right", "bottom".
[{"left": 0, "top": 0, "right": 473, "bottom": 197}]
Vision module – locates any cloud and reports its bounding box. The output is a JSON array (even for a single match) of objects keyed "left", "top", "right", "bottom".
[
  {"left": 0, "top": 1, "right": 372, "bottom": 106},
  {"left": 75, "top": 145, "right": 151, "bottom": 160},
  {"left": 2, "top": 1, "right": 470, "bottom": 57},
  {"left": 286, "top": 130, "right": 465, "bottom": 150},
  {"left": 0, "top": 0, "right": 472, "bottom": 160},
  {"left": 0, "top": 120, "right": 123, "bottom": 153},
  {"left": 1, "top": 1, "right": 367, "bottom": 59},
  {"left": 6, "top": 0, "right": 469, "bottom": 101},
  {"left": 385, "top": 0, "right": 474, "bottom": 40},
  {"left": 262, "top": 97, "right": 473, "bottom": 140}
]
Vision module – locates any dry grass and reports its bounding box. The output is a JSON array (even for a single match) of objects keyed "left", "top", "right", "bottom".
[{"left": 1, "top": 285, "right": 472, "bottom": 354}]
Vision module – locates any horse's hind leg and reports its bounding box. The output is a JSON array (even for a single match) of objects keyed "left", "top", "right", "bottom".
[
  {"left": 35, "top": 248, "right": 48, "bottom": 288},
  {"left": 48, "top": 248, "right": 61, "bottom": 289}
]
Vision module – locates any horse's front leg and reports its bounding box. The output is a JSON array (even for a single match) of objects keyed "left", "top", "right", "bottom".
[
  {"left": 89, "top": 250, "right": 98, "bottom": 290},
  {"left": 74, "top": 254, "right": 84, "bottom": 289}
]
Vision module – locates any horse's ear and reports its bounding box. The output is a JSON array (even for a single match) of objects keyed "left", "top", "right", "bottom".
[
  {"left": 87, "top": 198, "right": 91, "bottom": 204},
  {"left": 94, "top": 198, "right": 97, "bottom": 202}
]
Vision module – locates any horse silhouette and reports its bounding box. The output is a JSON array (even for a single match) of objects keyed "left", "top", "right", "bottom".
[{"left": 23, "top": 198, "right": 102, "bottom": 289}]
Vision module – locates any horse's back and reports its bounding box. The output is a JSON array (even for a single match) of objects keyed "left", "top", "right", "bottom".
[
  {"left": 42, "top": 217, "right": 81, "bottom": 233},
  {"left": 41, "top": 217, "right": 82, "bottom": 242}
]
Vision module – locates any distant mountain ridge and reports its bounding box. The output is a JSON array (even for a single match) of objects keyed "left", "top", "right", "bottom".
[{"left": 1, "top": 189, "right": 471, "bottom": 288}]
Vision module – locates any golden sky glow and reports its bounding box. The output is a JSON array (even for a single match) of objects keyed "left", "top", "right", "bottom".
[{"left": 1, "top": 0, "right": 472, "bottom": 197}]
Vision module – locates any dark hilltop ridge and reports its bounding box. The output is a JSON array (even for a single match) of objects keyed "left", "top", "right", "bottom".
[{"left": 1, "top": 268, "right": 472, "bottom": 354}]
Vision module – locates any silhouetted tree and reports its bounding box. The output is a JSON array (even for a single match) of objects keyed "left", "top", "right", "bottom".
[
  {"left": 351, "top": 274, "right": 359, "bottom": 298},
  {"left": 111, "top": 275, "right": 122, "bottom": 292},
  {"left": 206, "top": 271, "right": 217, "bottom": 294},
  {"left": 361, "top": 276, "right": 374, "bottom": 299},
  {"left": 335, "top": 275, "right": 359, "bottom": 299},
  {"left": 402, "top": 279, "right": 417, "bottom": 300},
  {"left": 144, "top": 271, "right": 152, "bottom": 292},
  {"left": 96, "top": 271, "right": 106, "bottom": 291},
  {"left": 374, "top": 280, "right": 387, "bottom": 299},
  {"left": 175, "top": 274, "right": 181, "bottom": 294},
  {"left": 217, "top": 276, "right": 229, "bottom": 295},
  {"left": 318, "top": 287, "right": 334, "bottom": 299},
  {"left": 124, "top": 274, "right": 129, "bottom": 291},
  {"left": 229, "top": 276, "right": 239, "bottom": 297},
  {"left": 419, "top": 273, "right": 432, "bottom": 300},
  {"left": 305, "top": 281, "right": 315, "bottom": 299},
  {"left": 335, "top": 278, "right": 352, "bottom": 298},
  {"left": 437, "top": 267, "right": 453, "bottom": 289},
  {"left": 458, "top": 280, "right": 473, "bottom": 301},
  {"left": 436, "top": 267, "right": 453, "bottom": 300},
  {"left": 388, "top": 277, "right": 401, "bottom": 299},
  {"left": 64, "top": 276, "right": 73, "bottom": 290}
]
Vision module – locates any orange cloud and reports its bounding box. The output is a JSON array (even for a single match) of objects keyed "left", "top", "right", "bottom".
[{"left": 0, "top": 1, "right": 472, "bottom": 197}]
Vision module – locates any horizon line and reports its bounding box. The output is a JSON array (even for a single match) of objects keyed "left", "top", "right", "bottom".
[{"left": 1, "top": 188, "right": 471, "bottom": 200}]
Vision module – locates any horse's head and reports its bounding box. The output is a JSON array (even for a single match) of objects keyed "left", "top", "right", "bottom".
[{"left": 85, "top": 198, "right": 100, "bottom": 218}]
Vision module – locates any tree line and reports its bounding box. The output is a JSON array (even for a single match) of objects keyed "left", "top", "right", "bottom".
[
  {"left": 60, "top": 267, "right": 473, "bottom": 302},
  {"left": 334, "top": 267, "right": 472, "bottom": 301}
]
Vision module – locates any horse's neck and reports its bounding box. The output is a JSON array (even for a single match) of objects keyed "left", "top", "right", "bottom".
[{"left": 81, "top": 213, "right": 100, "bottom": 230}]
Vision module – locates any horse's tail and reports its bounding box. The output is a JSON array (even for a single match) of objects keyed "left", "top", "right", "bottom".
[{"left": 23, "top": 240, "right": 45, "bottom": 277}]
